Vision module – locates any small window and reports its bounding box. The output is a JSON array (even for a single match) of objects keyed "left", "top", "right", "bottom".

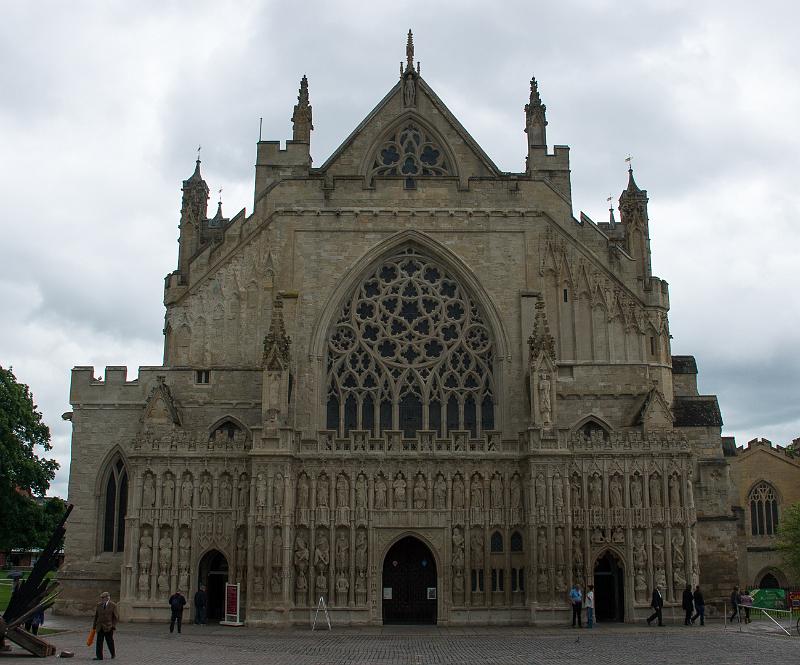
[
  {"left": 196, "top": 369, "right": 210, "bottom": 384},
  {"left": 490, "top": 531, "right": 503, "bottom": 553},
  {"left": 563, "top": 289, "right": 569, "bottom": 303},
  {"left": 649, "top": 337, "right": 656, "bottom": 356},
  {"left": 510, "top": 531, "right": 523, "bottom": 552}
]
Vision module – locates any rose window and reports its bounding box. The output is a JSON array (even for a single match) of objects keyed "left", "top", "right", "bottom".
[
  {"left": 370, "top": 124, "right": 449, "bottom": 187},
  {"left": 326, "top": 248, "right": 495, "bottom": 438}
]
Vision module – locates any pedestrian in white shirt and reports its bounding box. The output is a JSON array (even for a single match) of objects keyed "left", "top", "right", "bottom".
[{"left": 585, "top": 584, "right": 595, "bottom": 628}]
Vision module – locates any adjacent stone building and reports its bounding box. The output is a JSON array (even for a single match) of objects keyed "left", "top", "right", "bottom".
[
  {"left": 728, "top": 437, "right": 800, "bottom": 590},
  {"left": 58, "top": 35, "right": 741, "bottom": 624}
]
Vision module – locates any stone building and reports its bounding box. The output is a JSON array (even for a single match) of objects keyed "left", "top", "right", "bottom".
[
  {"left": 58, "top": 35, "right": 741, "bottom": 624},
  {"left": 728, "top": 437, "right": 800, "bottom": 590}
]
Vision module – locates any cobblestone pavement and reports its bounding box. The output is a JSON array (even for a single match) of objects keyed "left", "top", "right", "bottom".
[{"left": 1, "top": 616, "right": 793, "bottom": 664}]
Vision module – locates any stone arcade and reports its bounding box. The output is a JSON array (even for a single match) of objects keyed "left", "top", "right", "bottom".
[{"left": 58, "top": 34, "right": 739, "bottom": 624}]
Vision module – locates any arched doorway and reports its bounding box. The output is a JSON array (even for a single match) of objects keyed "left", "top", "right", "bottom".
[
  {"left": 198, "top": 550, "right": 228, "bottom": 622},
  {"left": 593, "top": 550, "right": 624, "bottom": 622},
  {"left": 382, "top": 536, "right": 437, "bottom": 624},
  {"left": 760, "top": 573, "right": 780, "bottom": 589}
]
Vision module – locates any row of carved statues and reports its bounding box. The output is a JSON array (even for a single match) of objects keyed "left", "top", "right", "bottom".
[{"left": 139, "top": 467, "right": 692, "bottom": 515}]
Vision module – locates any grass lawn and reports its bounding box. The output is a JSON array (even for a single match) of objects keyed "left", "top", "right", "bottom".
[{"left": 0, "top": 570, "right": 57, "bottom": 614}]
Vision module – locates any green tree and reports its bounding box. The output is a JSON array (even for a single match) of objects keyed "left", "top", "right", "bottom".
[
  {"left": 0, "top": 366, "right": 59, "bottom": 551},
  {"left": 777, "top": 502, "right": 800, "bottom": 579}
]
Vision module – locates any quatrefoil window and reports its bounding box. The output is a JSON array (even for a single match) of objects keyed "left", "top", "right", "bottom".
[
  {"left": 371, "top": 124, "right": 450, "bottom": 182},
  {"left": 326, "top": 248, "right": 494, "bottom": 438}
]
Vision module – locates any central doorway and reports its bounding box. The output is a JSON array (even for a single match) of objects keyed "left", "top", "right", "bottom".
[
  {"left": 593, "top": 550, "right": 624, "bottom": 622},
  {"left": 382, "top": 536, "right": 437, "bottom": 624},
  {"left": 198, "top": 549, "right": 228, "bottom": 622}
]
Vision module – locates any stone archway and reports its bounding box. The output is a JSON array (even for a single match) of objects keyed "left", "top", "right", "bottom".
[
  {"left": 381, "top": 536, "right": 437, "bottom": 624},
  {"left": 198, "top": 549, "right": 228, "bottom": 622},
  {"left": 593, "top": 550, "right": 625, "bottom": 622}
]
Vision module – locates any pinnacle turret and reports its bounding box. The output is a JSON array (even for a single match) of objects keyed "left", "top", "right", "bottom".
[
  {"left": 525, "top": 76, "right": 548, "bottom": 148},
  {"left": 291, "top": 75, "right": 313, "bottom": 143}
]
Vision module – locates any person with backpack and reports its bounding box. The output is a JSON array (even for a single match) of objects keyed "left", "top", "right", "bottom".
[{"left": 168, "top": 589, "right": 187, "bottom": 634}]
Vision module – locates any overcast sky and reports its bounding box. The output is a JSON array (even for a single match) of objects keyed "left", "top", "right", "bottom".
[{"left": 2, "top": 1, "right": 798, "bottom": 499}]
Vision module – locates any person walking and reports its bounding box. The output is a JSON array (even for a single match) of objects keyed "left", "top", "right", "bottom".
[
  {"left": 585, "top": 584, "right": 595, "bottom": 628},
  {"left": 729, "top": 585, "right": 741, "bottom": 624},
  {"left": 92, "top": 591, "right": 118, "bottom": 660},
  {"left": 194, "top": 585, "right": 207, "bottom": 625},
  {"left": 646, "top": 586, "right": 664, "bottom": 626},
  {"left": 682, "top": 584, "right": 694, "bottom": 625},
  {"left": 24, "top": 609, "right": 45, "bottom": 635},
  {"left": 169, "top": 589, "right": 187, "bottom": 633},
  {"left": 691, "top": 585, "right": 705, "bottom": 625},
  {"left": 569, "top": 583, "right": 583, "bottom": 628},
  {"left": 740, "top": 590, "right": 753, "bottom": 623}
]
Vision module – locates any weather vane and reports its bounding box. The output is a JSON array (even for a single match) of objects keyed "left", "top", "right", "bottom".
[
  {"left": 218, "top": 188, "right": 223, "bottom": 205},
  {"left": 197, "top": 145, "right": 202, "bottom": 161}
]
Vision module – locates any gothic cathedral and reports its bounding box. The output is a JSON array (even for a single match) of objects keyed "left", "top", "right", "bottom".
[{"left": 59, "top": 35, "right": 739, "bottom": 624}]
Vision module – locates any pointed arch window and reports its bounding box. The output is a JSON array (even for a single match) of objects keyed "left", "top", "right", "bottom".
[
  {"left": 102, "top": 456, "right": 128, "bottom": 552},
  {"left": 326, "top": 247, "right": 495, "bottom": 438},
  {"left": 749, "top": 481, "right": 779, "bottom": 536}
]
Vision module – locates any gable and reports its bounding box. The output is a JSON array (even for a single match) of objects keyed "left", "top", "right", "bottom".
[{"left": 319, "top": 78, "right": 500, "bottom": 185}]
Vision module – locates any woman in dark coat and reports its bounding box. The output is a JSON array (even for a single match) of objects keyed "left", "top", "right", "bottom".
[{"left": 682, "top": 584, "right": 694, "bottom": 625}]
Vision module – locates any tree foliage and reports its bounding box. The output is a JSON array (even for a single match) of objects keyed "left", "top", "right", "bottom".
[
  {"left": 0, "top": 366, "right": 60, "bottom": 551},
  {"left": 777, "top": 502, "right": 800, "bottom": 579}
]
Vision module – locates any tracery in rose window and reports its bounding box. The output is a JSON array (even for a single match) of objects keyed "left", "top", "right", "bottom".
[
  {"left": 326, "top": 248, "right": 495, "bottom": 438},
  {"left": 370, "top": 123, "right": 449, "bottom": 187}
]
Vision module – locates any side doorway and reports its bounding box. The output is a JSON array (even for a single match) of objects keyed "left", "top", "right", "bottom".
[
  {"left": 198, "top": 549, "right": 228, "bottom": 622},
  {"left": 593, "top": 550, "right": 624, "bottom": 622}
]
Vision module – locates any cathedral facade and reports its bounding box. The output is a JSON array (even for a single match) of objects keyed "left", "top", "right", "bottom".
[{"left": 59, "top": 36, "right": 740, "bottom": 624}]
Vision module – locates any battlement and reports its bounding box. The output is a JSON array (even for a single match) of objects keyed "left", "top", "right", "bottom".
[
  {"left": 256, "top": 140, "right": 312, "bottom": 167},
  {"left": 528, "top": 144, "right": 571, "bottom": 172},
  {"left": 738, "top": 437, "right": 800, "bottom": 460}
]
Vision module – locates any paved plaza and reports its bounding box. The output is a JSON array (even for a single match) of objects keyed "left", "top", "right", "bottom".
[{"left": 1, "top": 616, "right": 794, "bottom": 664}]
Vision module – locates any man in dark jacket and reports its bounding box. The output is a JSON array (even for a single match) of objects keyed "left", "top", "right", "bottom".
[
  {"left": 92, "top": 591, "right": 119, "bottom": 660},
  {"left": 691, "top": 586, "right": 705, "bottom": 625},
  {"left": 646, "top": 586, "right": 664, "bottom": 626},
  {"left": 682, "top": 584, "right": 694, "bottom": 625},
  {"left": 729, "top": 586, "right": 741, "bottom": 623},
  {"left": 169, "top": 589, "right": 187, "bottom": 633},
  {"left": 194, "top": 585, "right": 207, "bottom": 625}
]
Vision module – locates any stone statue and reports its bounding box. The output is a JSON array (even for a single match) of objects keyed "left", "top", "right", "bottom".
[
  {"left": 570, "top": 475, "right": 581, "bottom": 509},
  {"left": 393, "top": 474, "right": 407, "bottom": 507},
  {"left": 253, "top": 530, "right": 265, "bottom": 569},
  {"left": 355, "top": 572, "right": 367, "bottom": 595},
  {"left": 452, "top": 476, "right": 465, "bottom": 509},
  {"left": 355, "top": 476, "right": 367, "bottom": 509},
  {"left": 669, "top": 474, "right": 681, "bottom": 508},
  {"left": 538, "top": 371, "right": 552, "bottom": 424},
  {"left": 413, "top": 475, "right": 426, "bottom": 509},
  {"left": 609, "top": 475, "right": 623, "bottom": 508},
  {"left": 552, "top": 473, "right": 564, "bottom": 509},
  {"left": 537, "top": 529, "right": 547, "bottom": 564},
  {"left": 510, "top": 475, "right": 522, "bottom": 511},
  {"left": 589, "top": 475, "right": 602, "bottom": 506},
  {"left": 686, "top": 475, "right": 695, "bottom": 509},
  {"left": 671, "top": 530, "right": 685, "bottom": 566},
  {"left": 142, "top": 474, "right": 155, "bottom": 508},
  {"left": 199, "top": 476, "right": 211, "bottom": 508},
  {"left": 271, "top": 571, "right": 282, "bottom": 595},
  {"left": 335, "top": 533, "right": 349, "bottom": 571},
  {"left": 633, "top": 530, "right": 647, "bottom": 569},
  {"left": 652, "top": 530, "right": 665, "bottom": 567},
  {"left": 434, "top": 475, "right": 447, "bottom": 509},
  {"left": 256, "top": 474, "right": 267, "bottom": 508},
  {"left": 471, "top": 479, "right": 483, "bottom": 509},
  {"left": 535, "top": 474, "right": 546, "bottom": 507},
  {"left": 236, "top": 530, "right": 247, "bottom": 580},
  {"left": 336, "top": 475, "right": 349, "bottom": 508},
  {"left": 158, "top": 533, "right": 172, "bottom": 574},
  {"left": 298, "top": 475, "right": 310, "bottom": 510},
  {"left": 314, "top": 534, "right": 330, "bottom": 571},
  {"left": 490, "top": 475, "right": 503, "bottom": 509},
  {"left": 273, "top": 474, "right": 284, "bottom": 512},
  {"left": 572, "top": 530, "right": 583, "bottom": 566},
  {"left": 630, "top": 475, "right": 643, "bottom": 508},
  {"left": 649, "top": 474, "right": 662, "bottom": 507},
  {"left": 296, "top": 569, "right": 307, "bottom": 593},
  {"left": 219, "top": 476, "right": 232, "bottom": 508},
  {"left": 471, "top": 532, "right": 484, "bottom": 568},
  {"left": 374, "top": 476, "right": 387, "bottom": 509},
  {"left": 138, "top": 530, "right": 152, "bottom": 574},
  {"left": 181, "top": 476, "right": 193, "bottom": 508},
  {"left": 178, "top": 531, "right": 190, "bottom": 567},
  {"left": 355, "top": 531, "right": 367, "bottom": 572},
  {"left": 238, "top": 475, "right": 249, "bottom": 508},
  {"left": 336, "top": 571, "right": 349, "bottom": 595},
  {"left": 403, "top": 73, "right": 416, "bottom": 107},
  {"left": 272, "top": 529, "right": 283, "bottom": 567},
  {"left": 452, "top": 527, "right": 465, "bottom": 570},
  {"left": 163, "top": 474, "right": 175, "bottom": 508},
  {"left": 315, "top": 571, "right": 327, "bottom": 595},
  {"left": 555, "top": 568, "right": 566, "bottom": 592},
  {"left": 294, "top": 535, "right": 309, "bottom": 571},
  {"left": 317, "top": 476, "right": 330, "bottom": 507}
]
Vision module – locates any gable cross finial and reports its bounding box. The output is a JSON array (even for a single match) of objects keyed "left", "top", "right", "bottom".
[{"left": 406, "top": 29, "right": 414, "bottom": 72}]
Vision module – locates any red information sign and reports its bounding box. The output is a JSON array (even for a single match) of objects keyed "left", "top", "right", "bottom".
[
  {"left": 789, "top": 590, "right": 800, "bottom": 609},
  {"left": 225, "top": 583, "right": 239, "bottom": 617}
]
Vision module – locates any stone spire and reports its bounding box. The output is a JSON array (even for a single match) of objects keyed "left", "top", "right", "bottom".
[
  {"left": 178, "top": 157, "right": 209, "bottom": 279},
  {"left": 406, "top": 29, "right": 414, "bottom": 72},
  {"left": 524, "top": 76, "right": 547, "bottom": 147},
  {"left": 619, "top": 165, "right": 652, "bottom": 280},
  {"left": 291, "top": 75, "right": 313, "bottom": 143},
  {"left": 262, "top": 295, "right": 291, "bottom": 371},
  {"left": 527, "top": 301, "right": 556, "bottom": 363},
  {"left": 400, "top": 29, "right": 420, "bottom": 107}
]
